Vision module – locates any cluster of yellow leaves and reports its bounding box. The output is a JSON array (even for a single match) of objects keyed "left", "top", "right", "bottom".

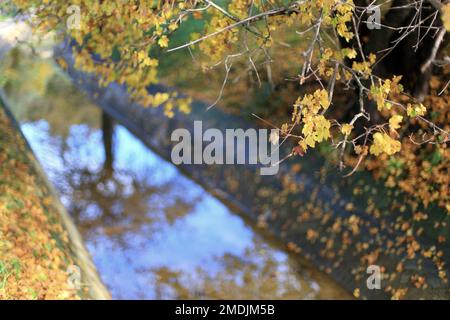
[
  {"left": 12, "top": 0, "right": 193, "bottom": 116},
  {"left": 301, "top": 114, "right": 332, "bottom": 149},
  {"left": 370, "top": 76, "right": 404, "bottom": 111},
  {"left": 11, "top": 0, "right": 441, "bottom": 168},
  {"left": 228, "top": 0, "right": 250, "bottom": 19},
  {"left": 196, "top": 0, "right": 287, "bottom": 63},
  {"left": 317, "top": 46, "right": 358, "bottom": 83},
  {"left": 334, "top": 0, "right": 355, "bottom": 42},
  {"left": 395, "top": 74, "right": 449, "bottom": 209},
  {"left": 13, "top": 0, "right": 364, "bottom": 121},
  {"left": 197, "top": 0, "right": 359, "bottom": 65},
  {"left": 352, "top": 53, "right": 377, "bottom": 77},
  {"left": 317, "top": 48, "right": 339, "bottom": 79},
  {"left": 198, "top": 14, "right": 239, "bottom": 63},
  {"left": 406, "top": 103, "right": 426, "bottom": 117},
  {"left": 290, "top": 89, "right": 332, "bottom": 150},
  {"left": 389, "top": 115, "right": 403, "bottom": 131},
  {"left": 369, "top": 132, "right": 401, "bottom": 156},
  {"left": 352, "top": 72, "right": 449, "bottom": 211}
]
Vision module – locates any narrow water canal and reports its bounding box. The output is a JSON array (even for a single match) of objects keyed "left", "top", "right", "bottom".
[{"left": 5, "top": 57, "right": 350, "bottom": 300}]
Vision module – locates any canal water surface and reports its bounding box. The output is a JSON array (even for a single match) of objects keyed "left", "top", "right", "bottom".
[{"left": 6, "top": 55, "right": 350, "bottom": 299}]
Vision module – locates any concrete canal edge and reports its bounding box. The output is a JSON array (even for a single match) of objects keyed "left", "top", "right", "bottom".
[
  {"left": 58, "top": 46, "right": 450, "bottom": 300},
  {"left": 0, "top": 90, "right": 110, "bottom": 300}
]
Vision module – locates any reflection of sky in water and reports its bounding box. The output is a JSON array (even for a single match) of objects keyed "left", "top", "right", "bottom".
[{"left": 20, "top": 120, "right": 335, "bottom": 300}]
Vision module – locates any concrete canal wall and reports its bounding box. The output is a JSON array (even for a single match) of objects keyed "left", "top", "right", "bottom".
[{"left": 0, "top": 91, "right": 110, "bottom": 300}]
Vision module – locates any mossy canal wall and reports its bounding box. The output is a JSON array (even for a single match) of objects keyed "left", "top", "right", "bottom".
[{"left": 0, "top": 91, "right": 110, "bottom": 300}]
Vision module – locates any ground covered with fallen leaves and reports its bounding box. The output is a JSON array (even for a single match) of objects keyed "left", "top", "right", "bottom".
[{"left": 0, "top": 102, "right": 80, "bottom": 299}]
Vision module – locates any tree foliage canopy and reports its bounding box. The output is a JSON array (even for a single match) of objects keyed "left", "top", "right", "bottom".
[{"left": 7, "top": 0, "right": 450, "bottom": 209}]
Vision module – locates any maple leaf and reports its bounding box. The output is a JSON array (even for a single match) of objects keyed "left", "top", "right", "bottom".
[
  {"left": 389, "top": 115, "right": 403, "bottom": 131},
  {"left": 158, "top": 36, "right": 169, "bottom": 48},
  {"left": 341, "top": 123, "right": 353, "bottom": 136}
]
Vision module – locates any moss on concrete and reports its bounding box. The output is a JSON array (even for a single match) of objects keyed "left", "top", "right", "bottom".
[{"left": 0, "top": 92, "right": 110, "bottom": 300}]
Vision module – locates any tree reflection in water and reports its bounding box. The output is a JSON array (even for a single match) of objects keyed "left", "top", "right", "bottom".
[{"left": 19, "top": 110, "right": 349, "bottom": 300}]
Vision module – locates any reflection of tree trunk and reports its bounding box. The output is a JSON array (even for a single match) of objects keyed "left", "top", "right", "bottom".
[{"left": 102, "top": 111, "right": 114, "bottom": 176}]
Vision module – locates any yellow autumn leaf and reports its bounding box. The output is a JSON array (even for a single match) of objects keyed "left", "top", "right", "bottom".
[
  {"left": 442, "top": 4, "right": 450, "bottom": 31},
  {"left": 342, "top": 48, "right": 357, "bottom": 59},
  {"left": 341, "top": 123, "right": 354, "bottom": 136},
  {"left": 389, "top": 115, "right": 403, "bottom": 131},
  {"left": 158, "top": 36, "right": 169, "bottom": 48},
  {"left": 152, "top": 92, "right": 170, "bottom": 106},
  {"left": 314, "top": 89, "right": 330, "bottom": 109},
  {"left": 168, "top": 22, "right": 178, "bottom": 31},
  {"left": 178, "top": 98, "right": 192, "bottom": 114}
]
